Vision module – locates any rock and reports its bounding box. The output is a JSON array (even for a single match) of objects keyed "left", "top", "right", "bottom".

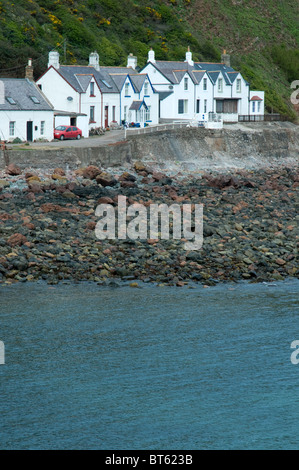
[
  {"left": 134, "top": 161, "right": 147, "bottom": 173},
  {"left": 6, "top": 164, "right": 21, "bottom": 176},
  {"left": 97, "top": 197, "right": 114, "bottom": 205},
  {"left": 82, "top": 165, "right": 102, "bottom": 180},
  {"left": 53, "top": 168, "right": 65, "bottom": 176},
  {"left": 119, "top": 172, "right": 137, "bottom": 182},
  {"left": 96, "top": 172, "right": 118, "bottom": 187},
  {"left": 7, "top": 233, "right": 28, "bottom": 247},
  {"left": 0, "top": 180, "right": 10, "bottom": 189}
]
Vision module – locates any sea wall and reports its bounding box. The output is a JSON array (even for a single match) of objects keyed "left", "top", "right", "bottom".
[{"left": 1, "top": 123, "right": 298, "bottom": 171}]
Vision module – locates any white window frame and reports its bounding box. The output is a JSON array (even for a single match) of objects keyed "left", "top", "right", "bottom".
[
  {"left": 204, "top": 100, "right": 207, "bottom": 113},
  {"left": 125, "top": 83, "right": 130, "bottom": 96},
  {"left": 184, "top": 77, "right": 188, "bottom": 91},
  {"left": 40, "top": 121, "right": 45, "bottom": 135},
  {"left": 236, "top": 79, "right": 241, "bottom": 93},
  {"left": 9, "top": 121, "right": 15, "bottom": 136},
  {"left": 203, "top": 78, "right": 207, "bottom": 91},
  {"left": 145, "top": 106, "right": 151, "bottom": 121},
  {"left": 144, "top": 81, "right": 149, "bottom": 96},
  {"left": 218, "top": 78, "right": 223, "bottom": 93}
]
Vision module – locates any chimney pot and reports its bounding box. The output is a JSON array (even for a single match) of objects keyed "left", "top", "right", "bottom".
[{"left": 25, "top": 58, "right": 34, "bottom": 81}]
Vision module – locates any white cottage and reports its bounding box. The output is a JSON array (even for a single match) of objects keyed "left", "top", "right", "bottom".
[
  {"left": 141, "top": 48, "right": 265, "bottom": 123},
  {"left": 37, "top": 51, "right": 159, "bottom": 134},
  {"left": 0, "top": 72, "right": 54, "bottom": 142}
]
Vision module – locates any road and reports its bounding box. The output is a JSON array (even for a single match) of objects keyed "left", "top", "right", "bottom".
[{"left": 6, "top": 129, "right": 128, "bottom": 150}]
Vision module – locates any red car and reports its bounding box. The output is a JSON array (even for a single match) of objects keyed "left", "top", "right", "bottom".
[{"left": 54, "top": 125, "right": 82, "bottom": 140}]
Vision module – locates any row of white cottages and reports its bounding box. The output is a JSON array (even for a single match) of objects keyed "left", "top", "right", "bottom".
[{"left": 0, "top": 49, "right": 265, "bottom": 141}]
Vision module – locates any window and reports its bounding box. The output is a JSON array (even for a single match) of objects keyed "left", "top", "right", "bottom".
[
  {"left": 90, "top": 105, "right": 95, "bottom": 122},
  {"left": 6, "top": 97, "right": 16, "bottom": 105},
  {"left": 196, "top": 100, "right": 200, "bottom": 114},
  {"left": 203, "top": 78, "right": 207, "bottom": 91},
  {"left": 145, "top": 106, "right": 151, "bottom": 121},
  {"left": 125, "top": 83, "right": 130, "bottom": 96},
  {"left": 112, "top": 106, "right": 116, "bottom": 121},
  {"left": 258, "top": 101, "right": 261, "bottom": 112},
  {"left": 40, "top": 121, "right": 45, "bottom": 135},
  {"left": 9, "top": 121, "right": 15, "bottom": 136},
  {"left": 184, "top": 77, "right": 188, "bottom": 91},
  {"left": 178, "top": 99, "right": 188, "bottom": 114},
  {"left": 252, "top": 101, "right": 256, "bottom": 113},
  {"left": 101, "top": 80, "right": 112, "bottom": 89},
  {"left": 144, "top": 81, "right": 149, "bottom": 96},
  {"left": 236, "top": 79, "right": 241, "bottom": 93},
  {"left": 30, "top": 96, "right": 40, "bottom": 104},
  {"left": 204, "top": 100, "right": 207, "bottom": 113},
  {"left": 90, "top": 82, "right": 95, "bottom": 96},
  {"left": 218, "top": 78, "right": 223, "bottom": 92},
  {"left": 124, "top": 106, "right": 127, "bottom": 121}
]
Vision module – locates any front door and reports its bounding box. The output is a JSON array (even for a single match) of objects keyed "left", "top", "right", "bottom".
[
  {"left": 70, "top": 117, "right": 76, "bottom": 126},
  {"left": 105, "top": 106, "right": 109, "bottom": 128},
  {"left": 26, "top": 121, "right": 33, "bottom": 142}
]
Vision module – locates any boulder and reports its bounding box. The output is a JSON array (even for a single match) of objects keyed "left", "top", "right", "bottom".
[
  {"left": 6, "top": 164, "right": 21, "bottom": 176},
  {"left": 7, "top": 233, "right": 28, "bottom": 247},
  {"left": 96, "top": 172, "right": 118, "bottom": 187},
  {"left": 82, "top": 165, "right": 102, "bottom": 180}
]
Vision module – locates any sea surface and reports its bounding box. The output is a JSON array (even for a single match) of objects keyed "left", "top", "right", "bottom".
[{"left": 0, "top": 280, "right": 298, "bottom": 450}]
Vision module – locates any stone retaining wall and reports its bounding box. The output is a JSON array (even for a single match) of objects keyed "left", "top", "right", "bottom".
[{"left": 1, "top": 124, "right": 298, "bottom": 171}]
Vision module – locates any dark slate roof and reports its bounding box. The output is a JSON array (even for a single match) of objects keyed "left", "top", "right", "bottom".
[
  {"left": 129, "top": 100, "right": 148, "bottom": 111},
  {"left": 75, "top": 74, "right": 93, "bottom": 92},
  {"left": 144, "top": 60, "right": 246, "bottom": 87},
  {"left": 57, "top": 65, "right": 148, "bottom": 94},
  {"left": 0, "top": 78, "right": 53, "bottom": 111},
  {"left": 155, "top": 90, "right": 173, "bottom": 101}
]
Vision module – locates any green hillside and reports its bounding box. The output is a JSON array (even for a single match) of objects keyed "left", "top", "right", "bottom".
[{"left": 0, "top": 0, "right": 298, "bottom": 119}]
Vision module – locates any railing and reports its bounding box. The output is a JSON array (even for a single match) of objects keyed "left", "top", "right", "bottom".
[{"left": 239, "top": 114, "right": 289, "bottom": 122}]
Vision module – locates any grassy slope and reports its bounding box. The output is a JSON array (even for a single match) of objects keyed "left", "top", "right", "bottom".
[{"left": 0, "top": 0, "right": 298, "bottom": 119}]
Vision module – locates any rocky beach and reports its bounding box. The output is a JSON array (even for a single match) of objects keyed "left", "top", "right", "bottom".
[{"left": 0, "top": 160, "right": 298, "bottom": 287}]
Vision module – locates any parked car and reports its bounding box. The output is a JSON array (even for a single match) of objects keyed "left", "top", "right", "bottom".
[{"left": 54, "top": 126, "right": 82, "bottom": 141}]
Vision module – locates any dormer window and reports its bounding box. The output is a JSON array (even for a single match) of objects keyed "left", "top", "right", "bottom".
[
  {"left": 218, "top": 78, "right": 223, "bottom": 93},
  {"left": 125, "top": 83, "right": 130, "bottom": 96},
  {"left": 184, "top": 77, "right": 188, "bottom": 91},
  {"left": 144, "top": 81, "right": 149, "bottom": 95},
  {"left": 203, "top": 78, "right": 207, "bottom": 91},
  {"left": 236, "top": 79, "right": 241, "bottom": 93}
]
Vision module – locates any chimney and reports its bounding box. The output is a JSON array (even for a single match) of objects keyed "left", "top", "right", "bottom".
[
  {"left": 48, "top": 51, "right": 60, "bottom": 69},
  {"left": 148, "top": 48, "right": 155, "bottom": 63},
  {"left": 127, "top": 53, "right": 137, "bottom": 70},
  {"left": 221, "top": 50, "right": 231, "bottom": 67},
  {"left": 25, "top": 58, "right": 34, "bottom": 81},
  {"left": 185, "top": 46, "right": 194, "bottom": 66},
  {"left": 89, "top": 51, "right": 100, "bottom": 71},
  {"left": 0, "top": 80, "right": 4, "bottom": 105}
]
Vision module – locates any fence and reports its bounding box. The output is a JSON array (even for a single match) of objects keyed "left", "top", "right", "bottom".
[{"left": 239, "top": 114, "right": 288, "bottom": 122}]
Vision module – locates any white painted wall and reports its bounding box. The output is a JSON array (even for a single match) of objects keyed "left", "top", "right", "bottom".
[
  {"left": 37, "top": 67, "right": 80, "bottom": 114},
  {"left": 0, "top": 110, "right": 54, "bottom": 142},
  {"left": 250, "top": 91, "right": 265, "bottom": 115}
]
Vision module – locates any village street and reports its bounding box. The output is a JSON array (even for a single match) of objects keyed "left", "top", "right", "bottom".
[{"left": 6, "top": 128, "right": 127, "bottom": 149}]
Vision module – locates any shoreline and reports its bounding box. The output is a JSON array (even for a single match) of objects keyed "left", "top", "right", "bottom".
[{"left": 0, "top": 160, "right": 298, "bottom": 287}]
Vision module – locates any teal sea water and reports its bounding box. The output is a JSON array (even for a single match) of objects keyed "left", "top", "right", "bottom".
[{"left": 0, "top": 280, "right": 298, "bottom": 450}]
